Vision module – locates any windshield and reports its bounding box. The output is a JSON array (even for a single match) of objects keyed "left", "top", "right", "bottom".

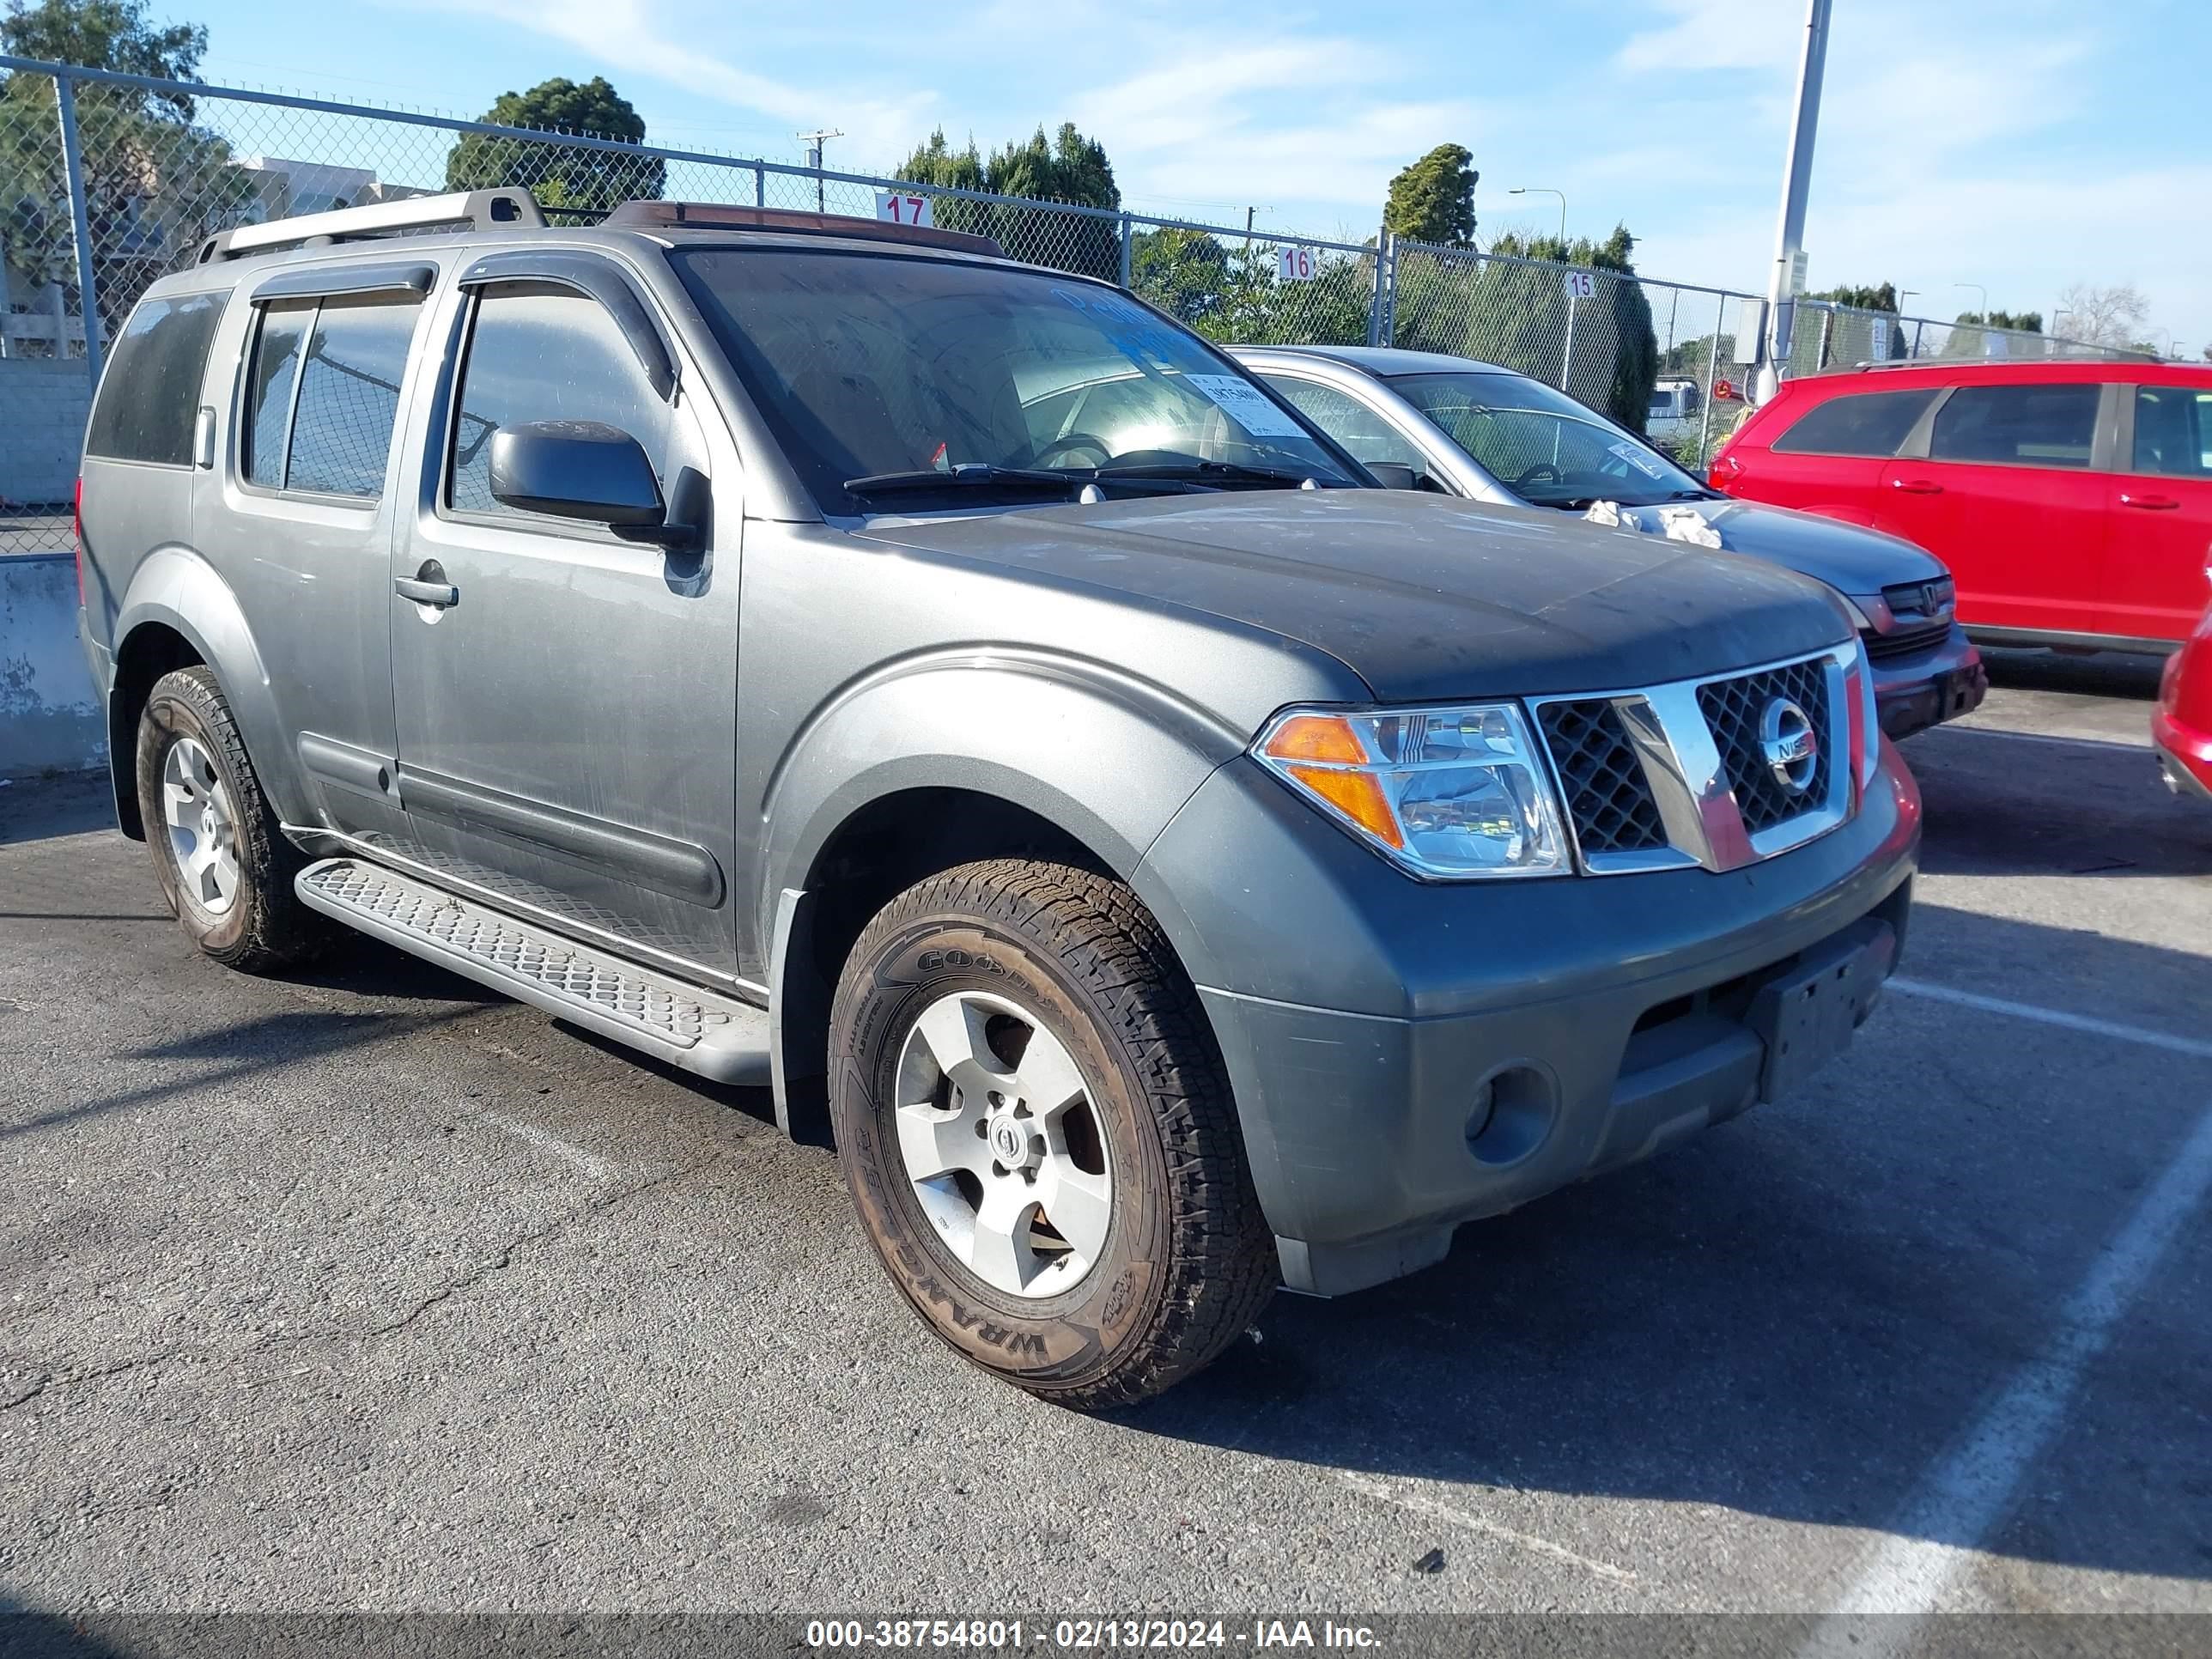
[
  {"left": 1390, "top": 371, "right": 1708, "bottom": 508},
  {"left": 673, "top": 247, "right": 1359, "bottom": 511}
]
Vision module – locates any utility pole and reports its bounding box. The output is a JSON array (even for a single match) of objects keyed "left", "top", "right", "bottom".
[
  {"left": 1755, "top": 0, "right": 1832, "bottom": 404},
  {"left": 797, "top": 127, "right": 843, "bottom": 213}
]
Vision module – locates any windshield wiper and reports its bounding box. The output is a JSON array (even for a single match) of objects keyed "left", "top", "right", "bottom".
[
  {"left": 843, "top": 464, "right": 1082, "bottom": 501},
  {"left": 1095, "top": 458, "right": 1327, "bottom": 489}
]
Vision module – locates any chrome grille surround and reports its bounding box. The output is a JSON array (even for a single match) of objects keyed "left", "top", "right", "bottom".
[{"left": 1532, "top": 644, "right": 1856, "bottom": 877}]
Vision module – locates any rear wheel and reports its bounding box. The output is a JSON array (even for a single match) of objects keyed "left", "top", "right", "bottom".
[
  {"left": 136, "top": 665, "right": 331, "bottom": 972},
  {"left": 830, "top": 860, "right": 1275, "bottom": 1408}
]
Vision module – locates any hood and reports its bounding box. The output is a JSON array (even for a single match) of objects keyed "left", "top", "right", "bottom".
[
  {"left": 855, "top": 490, "right": 1851, "bottom": 702},
  {"left": 1599, "top": 495, "right": 1945, "bottom": 595}
]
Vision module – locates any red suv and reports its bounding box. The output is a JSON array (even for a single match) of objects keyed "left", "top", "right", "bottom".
[{"left": 1710, "top": 361, "right": 2212, "bottom": 653}]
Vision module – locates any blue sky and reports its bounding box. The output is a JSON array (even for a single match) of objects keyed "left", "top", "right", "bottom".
[{"left": 173, "top": 0, "right": 2212, "bottom": 350}]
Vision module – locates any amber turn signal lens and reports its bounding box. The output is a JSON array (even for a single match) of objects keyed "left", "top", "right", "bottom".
[
  {"left": 1281, "top": 764, "right": 1404, "bottom": 849},
  {"left": 1260, "top": 714, "right": 1369, "bottom": 766}
]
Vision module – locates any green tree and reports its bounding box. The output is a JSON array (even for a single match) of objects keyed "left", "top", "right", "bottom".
[
  {"left": 443, "top": 76, "right": 664, "bottom": 216},
  {"left": 894, "top": 121, "right": 1121, "bottom": 277},
  {"left": 2, "top": 0, "right": 252, "bottom": 343},
  {"left": 1382, "top": 143, "right": 1477, "bottom": 247}
]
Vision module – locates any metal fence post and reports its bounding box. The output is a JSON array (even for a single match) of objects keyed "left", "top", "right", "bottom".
[
  {"left": 754, "top": 163, "right": 765, "bottom": 208},
  {"left": 53, "top": 71, "right": 102, "bottom": 386},
  {"left": 1697, "top": 293, "right": 1723, "bottom": 466},
  {"left": 1815, "top": 306, "right": 1832, "bottom": 371},
  {"left": 1911, "top": 319, "right": 1925, "bottom": 360},
  {"left": 1559, "top": 289, "right": 1578, "bottom": 392},
  {"left": 1367, "top": 228, "right": 1391, "bottom": 347},
  {"left": 1117, "top": 213, "right": 1133, "bottom": 289}
]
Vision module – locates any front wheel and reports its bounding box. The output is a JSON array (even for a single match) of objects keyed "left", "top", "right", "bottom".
[{"left": 830, "top": 860, "right": 1275, "bottom": 1408}]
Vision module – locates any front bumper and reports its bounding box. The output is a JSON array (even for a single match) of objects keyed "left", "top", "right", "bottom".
[
  {"left": 1869, "top": 623, "right": 1984, "bottom": 739},
  {"left": 2154, "top": 709, "right": 2212, "bottom": 802},
  {"left": 1133, "top": 744, "right": 1922, "bottom": 1297}
]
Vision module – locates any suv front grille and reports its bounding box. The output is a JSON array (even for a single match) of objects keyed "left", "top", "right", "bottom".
[
  {"left": 1697, "top": 658, "right": 1833, "bottom": 835},
  {"left": 1863, "top": 618, "right": 1950, "bottom": 663},
  {"left": 1535, "top": 699, "right": 1668, "bottom": 855}
]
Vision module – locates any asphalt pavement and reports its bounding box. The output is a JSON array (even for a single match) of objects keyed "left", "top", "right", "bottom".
[{"left": 1, "top": 650, "right": 2207, "bottom": 1641}]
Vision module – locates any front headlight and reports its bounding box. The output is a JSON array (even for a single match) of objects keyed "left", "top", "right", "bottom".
[{"left": 1253, "top": 702, "right": 1569, "bottom": 878}]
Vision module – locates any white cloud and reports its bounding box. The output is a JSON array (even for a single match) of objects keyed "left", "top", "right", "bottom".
[
  {"left": 400, "top": 0, "right": 937, "bottom": 166},
  {"left": 1614, "top": 0, "right": 1802, "bottom": 74}
]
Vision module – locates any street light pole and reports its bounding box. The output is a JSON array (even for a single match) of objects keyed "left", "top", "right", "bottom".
[
  {"left": 1509, "top": 186, "right": 1566, "bottom": 243},
  {"left": 1754, "top": 0, "right": 1833, "bottom": 404},
  {"left": 1955, "top": 282, "right": 1989, "bottom": 322}
]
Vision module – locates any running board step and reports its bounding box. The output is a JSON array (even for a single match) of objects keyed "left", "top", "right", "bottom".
[{"left": 295, "top": 858, "right": 770, "bottom": 1086}]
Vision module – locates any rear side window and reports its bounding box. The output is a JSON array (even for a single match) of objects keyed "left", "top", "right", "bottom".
[
  {"left": 2130, "top": 385, "right": 2212, "bottom": 478},
  {"left": 242, "top": 294, "right": 420, "bottom": 498},
  {"left": 1769, "top": 387, "right": 1938, "bottom": 458},
  {"left": 1929, "top": 383, "right": 2099, "bottom": 470},
  {"left": 85, "top": 292, "right": 225, "bottom": 465}
]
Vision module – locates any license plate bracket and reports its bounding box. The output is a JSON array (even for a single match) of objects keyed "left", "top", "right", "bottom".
[{"left": 1749, "top": 921, "right": 1896, "bottom": 1102}]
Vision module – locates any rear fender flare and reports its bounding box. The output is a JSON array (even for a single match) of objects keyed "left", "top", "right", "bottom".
[{"left": 112, "top": 546, "right": 307, "bottom": 823}]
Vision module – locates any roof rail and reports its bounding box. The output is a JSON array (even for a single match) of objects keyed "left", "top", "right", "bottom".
[
  {"left": 601, "top": 200, "right": 1003, "bottom": 258},
  {"left": 197, "top": 188, "right": 548, "bottom": 264}
]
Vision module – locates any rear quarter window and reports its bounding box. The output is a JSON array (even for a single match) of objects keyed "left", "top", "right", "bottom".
[
  {"left": 1769, "top": 386, "right": 1939, "bottom": 458},
  {"left": 84, "top": 292, "right": 228, "bottom": 465}
]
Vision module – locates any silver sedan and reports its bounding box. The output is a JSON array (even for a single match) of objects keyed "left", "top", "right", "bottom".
[{"left": 1232, "top": 343, "right": 1987, "bottom": 740}]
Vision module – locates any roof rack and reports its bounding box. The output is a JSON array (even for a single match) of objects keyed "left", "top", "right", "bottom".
[
  {"left": 197, "top": 189, "right": 547, "bottom": 264},
  {"left": 602, "top": 200, "right": 1003, "bottom": 258}
]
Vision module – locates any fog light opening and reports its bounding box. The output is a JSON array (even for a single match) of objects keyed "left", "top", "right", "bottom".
[{"left": 1464, "top": 1064, "right": 1558, "bottom": 1168}]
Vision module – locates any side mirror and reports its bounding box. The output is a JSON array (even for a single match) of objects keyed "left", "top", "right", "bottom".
[
  {"left": 489, "top": 420, "right": 693, "bottom": 544},
  {"left": 1363, "top": 461, "right": 1420, "bottom": 491}
]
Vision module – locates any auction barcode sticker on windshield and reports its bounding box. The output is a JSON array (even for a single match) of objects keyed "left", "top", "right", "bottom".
[
  {"left": 1608, "top": 441, "right": 1669, "bottom": 480},
  {"left": 1184, "top": 374, "right": 1307, "bottom": 437}
]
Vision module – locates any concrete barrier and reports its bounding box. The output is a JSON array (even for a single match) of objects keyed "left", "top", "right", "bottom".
[
  {"left": 0, "top": 358, "right": 93, "bottom": 508},
  {"left": 2, "top": 554, "right": 104, "bottom": 780}
]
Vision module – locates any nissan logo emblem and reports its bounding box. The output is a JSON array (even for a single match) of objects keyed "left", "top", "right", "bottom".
[{"left": 1759, "top": 697, "right": 1820, "bottom": 795}]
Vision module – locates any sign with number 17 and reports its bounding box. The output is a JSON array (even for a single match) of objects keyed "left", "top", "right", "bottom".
[{"left": 875, "top": 191, "right": 933, "bottom": 228}]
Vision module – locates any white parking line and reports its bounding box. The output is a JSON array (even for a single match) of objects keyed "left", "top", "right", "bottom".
[
  {"left": 1887, "top": 978, "right": 2212, "bottom": 1061},
  {"left": 1801, "top": 1100, "right": 2212, "bottom": 1651},
  {"left": 477, "top": 1109, "right": 614, "bottom": 1181},
  {"left": 1336, "top": 1471, "right": 1639, "bottom": 1587}
]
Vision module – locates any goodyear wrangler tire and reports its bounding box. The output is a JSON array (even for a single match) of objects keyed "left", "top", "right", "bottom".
[
  {"left": 135, "top": 665, "right": 332, "bottom": 974},
  {"left": 829, "top": 860, "right": 1275, "bottom": 1407}
]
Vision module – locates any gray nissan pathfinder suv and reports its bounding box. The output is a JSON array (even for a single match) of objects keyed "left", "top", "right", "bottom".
[{"left": 74, "top": 190, "right": 1918, "bottom": 1407}]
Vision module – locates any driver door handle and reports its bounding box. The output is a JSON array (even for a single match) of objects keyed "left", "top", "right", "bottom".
[
  {"left": 396, "top": 559, "right": 459, "bottom": 609},
  {"left": 395, "top": 577, "right": 459, "bottom": 607},
  {"left": 1890, "top": 477, "right": 1944, "bottom": 495}
]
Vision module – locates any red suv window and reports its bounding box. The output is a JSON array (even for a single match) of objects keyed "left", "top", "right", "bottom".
[
  {"left": 1927, "top": 383, "right": 2099, "bottom": 469},
  {"left": 1770, "top": 387, "right": 1938, "bottom": 457}
]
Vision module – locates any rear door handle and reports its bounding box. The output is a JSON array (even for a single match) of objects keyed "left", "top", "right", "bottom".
[
  {"left": 2120, "top": 492, "right": 2180, "bottom": 510},
  {"left": 395, "top": 574, "right": 459, "bottom": 607},
  {"left": 1891, "top": 478, "right": 1944, "bottom": 495}
]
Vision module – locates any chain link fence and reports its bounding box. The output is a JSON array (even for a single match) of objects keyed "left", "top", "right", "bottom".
[{"left": 0, "top": 52, "right": 2166, "bottom": 558}]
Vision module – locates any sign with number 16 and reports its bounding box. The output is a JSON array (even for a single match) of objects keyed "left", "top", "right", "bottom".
[{"left": 1276, "top": 246, "right": 1317, "bottom": 283}]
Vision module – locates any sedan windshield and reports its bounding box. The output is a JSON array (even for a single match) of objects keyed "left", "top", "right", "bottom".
[
  {"left": 674, "top": 247, "right": 1358, "bottom": 512},
  {"left": 1390, "top": 371, "right": 1710, "bottom": 509}
]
